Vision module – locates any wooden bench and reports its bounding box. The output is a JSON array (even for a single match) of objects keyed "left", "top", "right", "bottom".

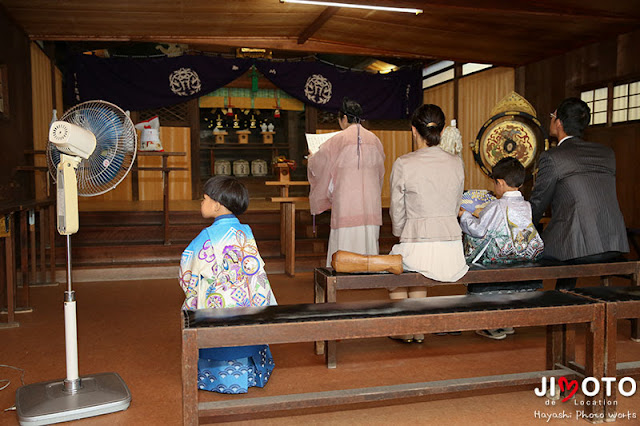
[
  {"left": 568, "top": 286, "right": 640, "bottom": 420},
  {"left": 314, "top": 260, "right": 640, "bottom": 368},
  {"left": 182, "top": 291, "right": 605, "bottom": 424}
]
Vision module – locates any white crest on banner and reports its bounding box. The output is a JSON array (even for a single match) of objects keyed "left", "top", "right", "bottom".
[
  {"left": 304, "top": 74, "right": 332, "bottom": 104},
  {"left": 169, "top": 67, "right": 202, "bottom": 96}
]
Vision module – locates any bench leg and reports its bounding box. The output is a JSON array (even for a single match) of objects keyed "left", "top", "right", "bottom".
[
  {"left": 325, "top": 278, "right": 337, "bottom": 368},
  {"left": 584, "top": 304, "right": 606, "bottom": 422},
  {"left": 314, "top": 270, "right": 326, "bottom": 355},
  {"left": 546, "top": 324, "right": 564, "bottom": 370},
  {"left": 564, "top": 325, "right": 576, "bottom": 366},
  {"left": 326, "top": 340, "right": 337, "bottom": 369},
  {"left": 630, "top": 319, "right": 640, "bottom": 342},
  {"left": 604, "top": 304, "right": 618, "bottom": 420},
  {"left": 182, "top": 330, "right": 199, "bottom": 426},
  {"left": 632, "top": 267, "right": 640, "bottom": 342}
]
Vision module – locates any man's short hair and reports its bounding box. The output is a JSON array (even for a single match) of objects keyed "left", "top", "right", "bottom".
[
  {"left": 203, "top": 175, "right": 249, "bottom": 216},
  {"left": 490, "top": 157, "right": 525, "bottom": 188},
  {"left": 556, "top": 97, "right": 591, "bottom": 137}
]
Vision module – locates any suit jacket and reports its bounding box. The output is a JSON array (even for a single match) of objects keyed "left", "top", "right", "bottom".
[
  {"left": 389, "top": 145, "right": 464, "bottom": 242},
  {"left": 529, "top": 137, "right": 628, "bottom": 261}
]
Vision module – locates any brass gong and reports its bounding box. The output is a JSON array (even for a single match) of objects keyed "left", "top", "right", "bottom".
[{"left": 471, "top": 92, "right": 548, "bottom": 178}]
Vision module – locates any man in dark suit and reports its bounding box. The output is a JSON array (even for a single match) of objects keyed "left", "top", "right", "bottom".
[{"left": 529, "top": 97, "right": 629, "bottom": 289}]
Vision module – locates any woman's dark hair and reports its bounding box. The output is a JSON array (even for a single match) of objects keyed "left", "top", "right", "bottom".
[
  {"left": 490, "top": 157, "right": 525, "bottom": 188},
  {"left": 203, "top": 176, "right": 249, "bottom": 216},
  {"left": 411, "top": 104, "right": 445, "bottom": 146},
  {"left": 339, "top": 97, "right": 363, "bottom": 124},
  {"left": 556, "top": 97, "right": 591, "bottom": 137}
]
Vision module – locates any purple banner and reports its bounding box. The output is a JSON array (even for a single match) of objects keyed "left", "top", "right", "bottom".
[
  {"left": 67, "top": 54, "right": 422, "bottom": 119},
  {"left": 255, "top": 60, "right": 421, "bottom": 120},
  {"left": 68, "top": 55, "right": 253, "bottom": 111}
]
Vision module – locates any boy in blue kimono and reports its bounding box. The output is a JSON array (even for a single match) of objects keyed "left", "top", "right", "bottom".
[
  {"left": 179, "top": 176, "right": 276, "bottom": 393},
  {"left": 459, "top": 157, "right": 544, "bottom": 340}
]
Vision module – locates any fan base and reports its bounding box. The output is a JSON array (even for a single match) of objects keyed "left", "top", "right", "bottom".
[{"left": 15, "top": 372, "right": 130, "bottom": 425}]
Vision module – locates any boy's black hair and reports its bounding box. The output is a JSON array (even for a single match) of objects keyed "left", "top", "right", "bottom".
[
  {"left": 203, "top": 175, "right": 249, "bottom": 215},
  {"left": 490, "top": 157, "right": 525, "bottom": 188}
]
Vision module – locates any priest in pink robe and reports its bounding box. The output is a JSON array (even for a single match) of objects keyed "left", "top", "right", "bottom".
[{"left": 307, "top": 98, "right": 386, "bottom": 267}]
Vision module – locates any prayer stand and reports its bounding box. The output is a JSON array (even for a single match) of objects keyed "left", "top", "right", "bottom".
[{"left": 265, "top": 180, "right": 309, "bottom": 276}]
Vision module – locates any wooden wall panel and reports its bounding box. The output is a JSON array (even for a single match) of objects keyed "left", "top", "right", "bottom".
[
  {"left": 1, "top": 7, "right": 32, "bottom": 201},
  {"left": 423, "top": 81, "right": 455, "bottom": 125},
  {"left": 458, "top": 67, "right": 515, "bottom": 191},
  {"left": 30, "top": 43, "right": 53, "bottom": 198},
  {"left": 138, "top": 127, "right": 192, "bottom": 201},
  {"left": 372, "top": 130, "right": 412, "bottom": 200}
]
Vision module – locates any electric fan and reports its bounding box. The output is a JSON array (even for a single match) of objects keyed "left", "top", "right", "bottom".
[{"left": 15, "top": 100, "right": 137, "bottom": 425}]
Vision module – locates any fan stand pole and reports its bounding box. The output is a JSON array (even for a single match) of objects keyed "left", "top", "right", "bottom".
[
  {"left": 63, "top": 234, "right": 81, "bottom": 393},
  {"left": 14, "top": 157, "right": 131, "bottom": 425}
]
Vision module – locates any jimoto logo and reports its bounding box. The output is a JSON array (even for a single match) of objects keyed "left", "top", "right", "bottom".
[{"left": 535, "top": 376, "right": 637, "bottom": 402}]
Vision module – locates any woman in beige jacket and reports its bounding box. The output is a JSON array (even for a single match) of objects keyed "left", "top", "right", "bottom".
[{"left": 388, "top": 104, "right": 468, "bottom": 342}]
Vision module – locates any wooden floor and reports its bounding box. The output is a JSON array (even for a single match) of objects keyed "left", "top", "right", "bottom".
[{"left": 2, "top": 274, "right": 640, "bottom": 425}]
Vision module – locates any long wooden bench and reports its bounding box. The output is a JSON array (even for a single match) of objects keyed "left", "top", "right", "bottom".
[
  {"left": 314, "top": 260, "right": 640, "bottom": 368},
  {"left": 568, "top": 286, "right": 640, "bottom": 420},
  {"left": 182, "top": 291, "right": 605, "bottom": 425}
]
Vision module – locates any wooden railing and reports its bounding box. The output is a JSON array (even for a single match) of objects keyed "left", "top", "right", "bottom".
[{"left": 1, "top": 198, "right": 57, "bottom": 328}]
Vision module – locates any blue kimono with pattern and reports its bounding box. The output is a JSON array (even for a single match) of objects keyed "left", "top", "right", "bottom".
[{"left": 179, "top": 214, "right": 276, "bottom": 393}]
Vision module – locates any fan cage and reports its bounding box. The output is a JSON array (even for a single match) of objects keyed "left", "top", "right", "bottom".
[{"left": 47, "top": 101, "right": 138, "bottom": 196}]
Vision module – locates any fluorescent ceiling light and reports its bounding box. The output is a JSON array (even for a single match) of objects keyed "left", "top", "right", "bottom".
[{"left": 281, "top": 0, "right": 423, "bottom": 14}]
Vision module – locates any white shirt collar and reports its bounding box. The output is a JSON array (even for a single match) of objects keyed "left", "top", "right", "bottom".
[
  {"left": 557, "top": 136, "right": 574, "bottom": 146},
  {"left": 502, "top": 190, "right": 522, "bottom": 198}
]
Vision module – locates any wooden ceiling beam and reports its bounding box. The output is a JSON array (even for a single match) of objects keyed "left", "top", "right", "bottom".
[
  {"left": 412, "top": 0, "right": 640, "bottom": 22},
  {"left": 298, "top": 7, "right": 340, "bottom": 45}
]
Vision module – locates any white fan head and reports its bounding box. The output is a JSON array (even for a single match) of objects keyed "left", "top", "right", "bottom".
[
  {"left": 47, "top": 100, "right": 137, "bottom": 196},
  {"left": 49, "top": 121, "right": 96, "bottom": 159}
]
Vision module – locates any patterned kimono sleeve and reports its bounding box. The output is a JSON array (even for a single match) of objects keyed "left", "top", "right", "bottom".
[
  {"left": 179, "top": 229, "right": 210, "bottom": 310},
  {"left": 242, "top": 229, "right": 277, "bottom": 307}
]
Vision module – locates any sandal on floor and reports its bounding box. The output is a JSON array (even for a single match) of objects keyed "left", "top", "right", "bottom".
[
  {"left": 388, "top": 335, "right": 413, "bottom": 343},
  {"left": 476, "top": 329, "right": 507, "bottom": 340}
]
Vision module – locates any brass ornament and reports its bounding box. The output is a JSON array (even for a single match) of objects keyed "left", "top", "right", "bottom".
[{"left": 473, "top": 92, "right": 548, "bottom": 178}]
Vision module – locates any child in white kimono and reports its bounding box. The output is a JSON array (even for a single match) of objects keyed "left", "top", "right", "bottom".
[
  {"left": 459, "top": 157, "right": 544, "bottom": 340},
  {"left": 179, "top": 176, "right": 277, "bottom": 393}
]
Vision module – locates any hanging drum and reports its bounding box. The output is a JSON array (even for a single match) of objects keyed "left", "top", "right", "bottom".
[{"left": 471, "top": 92, "right": 548, "bottom": 178}]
